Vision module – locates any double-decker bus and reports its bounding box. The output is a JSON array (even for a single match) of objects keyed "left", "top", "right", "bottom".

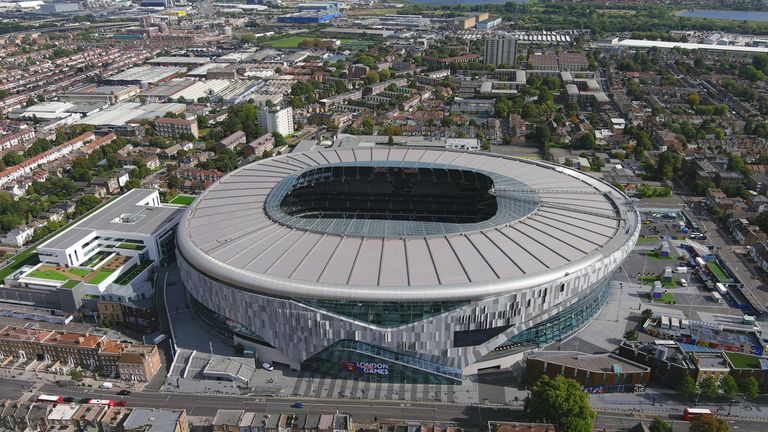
[
  {"left": 683, "top": 408, "right": 713, "bottom": 421},
  {"left": 87, "top": 399, "right": 116, "bottom": 407},
  {"left": 37, "top": 395, "right": 64, "bottom": 404}
]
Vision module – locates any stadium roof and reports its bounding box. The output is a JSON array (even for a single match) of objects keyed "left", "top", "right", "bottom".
[{"left": 178, "top": 148, "right": 639, "bottom": 301}]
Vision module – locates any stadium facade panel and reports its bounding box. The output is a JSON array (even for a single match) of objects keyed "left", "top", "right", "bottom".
[{"left": 177, "top": 148, "right": 640, "bottom": 383}]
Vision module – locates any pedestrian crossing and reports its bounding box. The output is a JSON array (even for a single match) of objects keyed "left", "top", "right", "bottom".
[{"left": 288, "top": 371, "right": 459, "bottom": 403}]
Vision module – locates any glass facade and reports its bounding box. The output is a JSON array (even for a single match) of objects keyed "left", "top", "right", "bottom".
[
  {"left": 496, "top": 278, "right": 612, "bottom": 350},
  {"left": 297, "top": 299, "right": 468, "bottom": 328},
  {"left": 302, "top": 339, "right": 462, "bottom": 385}
]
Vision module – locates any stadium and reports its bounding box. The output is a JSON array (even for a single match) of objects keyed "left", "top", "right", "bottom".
[{"left": 176, "top": 148, "right": 640, "bottom": 384}]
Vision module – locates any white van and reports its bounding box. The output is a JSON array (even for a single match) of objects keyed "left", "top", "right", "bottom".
[
  {"left": 680, "top": 279, "right": 688, "bottom": 287},
  {"left": 100, "top": 382, "right": 113, "bottom": 389},
  {"left": 674, "top": 267, "right": 688, "bottom": 273}
]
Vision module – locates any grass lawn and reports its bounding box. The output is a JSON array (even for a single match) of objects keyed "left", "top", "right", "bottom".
[
  {"left": 639, "top": 275, "right": 659, "bottom": 285},
  {"left": 662, "top": 279, "right": 682, "bottom": 288},
  {"left": 637, "top": 237, "right": 659, "bottom": 244},
  {"left": 169, "top": 195, "right": 196, "bottom": 205},
  {"left": 268, "top": 36, "right": 319, "bottom": 48},
  {"left": 651, "top": 292, "right": 677, "bottom": 304},
  {"left": 61, "top": 280, "right": 81, "bottom": 289},
  {"left": 0, "top": 197, "right": 114, "bottom": 280},
  {"left": 88, "top": 270, "right": 114, "bottom": 285},
  {"left": 725, "top": 352, "right": 761, "bottom": 369},
  {"left": 268, "top": 36, "right": 372, "bottom": 49},
  {"left": 642, "top": 250, "right": 674, "bottom": 260},
  {"left": 117, "top": 242, "right": 144, "bottom": 250},
  {"left": 68, "top": 268, "right": 90, "bottom": 277},
  {"left": 707, "top": 262, "right": 729, "bottom": 282},
  {"left": 28, "top": 269, "right": 69, "bottom": 281}
]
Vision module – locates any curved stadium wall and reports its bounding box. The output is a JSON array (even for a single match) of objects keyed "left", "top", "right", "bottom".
[{"left": 176, "top": 148, "right": 640, "bottom": 384}]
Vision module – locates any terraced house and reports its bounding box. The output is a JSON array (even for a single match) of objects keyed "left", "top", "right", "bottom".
[{"left": 0, "top": 325, "right": 161, "bottom": 381}]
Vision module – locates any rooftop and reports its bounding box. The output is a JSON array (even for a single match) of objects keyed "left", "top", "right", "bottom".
[
  {"left": 122, "top": 409, "right": 184, "bottom": 432},
  {"left": 178, "top": 148, "right": 638, "bottom": 301},
  {"left": 38, "top": 189, "right": 183, "bottom": 252},
  {"left": 527, "top": 351, "right": 650, "bottom": 374}
]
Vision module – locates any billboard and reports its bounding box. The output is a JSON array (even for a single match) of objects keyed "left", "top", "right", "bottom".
[{"left": 341, "top": 361, "right": 389, "bottom": 375}]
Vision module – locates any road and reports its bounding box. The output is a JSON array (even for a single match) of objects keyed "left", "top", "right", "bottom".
[{"left": 22, "top": 382, "right": 767, "bottom": 430}]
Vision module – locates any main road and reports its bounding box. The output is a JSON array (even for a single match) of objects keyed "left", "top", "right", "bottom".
[{"left": 20, "top": 381, "right": 764, "bottom": 431}]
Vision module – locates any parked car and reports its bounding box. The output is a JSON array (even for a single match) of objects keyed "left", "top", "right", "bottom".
[
  {"left": 63, "top": 397, "right": 75, "bottom": 403},
  {"left": 290, "top": 402, "right": 305, "bottom": 409},
  {"left": 262, "top": 362, "right": 274, "bottom": 371}
]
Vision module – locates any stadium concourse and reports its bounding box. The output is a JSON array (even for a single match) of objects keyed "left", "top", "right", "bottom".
[{"left": 176, "top": 148, "right": 640, "bottom": 384}]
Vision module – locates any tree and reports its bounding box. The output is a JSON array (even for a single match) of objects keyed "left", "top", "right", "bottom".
[
  {"left": 70, "top": 369, "right": 84, "bottom": 382},
  {"left": 720, "top": 375, "right": 739, "bottom": 398},
  {"left": 649, "top": 417, "right": 673, "bottom": 432},
  {"left": 364, "top": 71, "right": 380, "bottom": 85},
  {"left": 699, "top": 376, "right": 719, "bottom": 401},
  {"left": 2, "top": 152, "right": 24, "bottom": 167},
  {"left": 624, "top": 330, "right": 638, "bottom": 341},
  {"left": 689, "top": 415, "right": 729, "bottom": 432},
  {"left": 272, "top": 132, "right": 287, "bottom": 147},
  {"left": 678, "top": 374, "right": 697, "bottom": 399},
  {"left": 76, "top": 195, "right": 101, "bottom": 215},
  {"left": 687, "top": 92, "right": 701, "bottom": 107},
  {"left": 655, "top": 150, "right": 681, "bottom": 181},
  {"left": 641, "top": 308, "right": 654, "bottom": 321},
  {"left": 739, "top": 376, "right": 759, "bottom": 400},
  {"left": 524, "top": 375, "right": 595, "bottom": 432}
]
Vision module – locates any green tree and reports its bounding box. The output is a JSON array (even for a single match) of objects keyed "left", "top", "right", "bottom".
[
  {"left": 364, "top": 71, "right": 380, "bottom": 85},
  {"left": 699, "top": 376, "right": 719, "bottom": 401},
  {"left": 738, "top": 376, "right": 759, "bottom": 400},
  {"left": 272, "top": 132, "right": 287, "bottom": 147},
  {"left": 655, "top": 150, "right": 681, "bottom": 181},
  {"left": 2, "top": 152, "right": 24, "bottom": 166},
  {"left": 649, "top": 417, "right": 673, "bottom": 432},
  {"left": 687, "top": 92, "right": 701, "bottom": 107},
  {"left": 76, "top": 195, "right": 101, "bottom": 215},
  {"left": 689, "top": 415, "right": 729, "bottom": 432},
  {"left": 524, "top": 375, "right": 595, "bottom": 432},
  {"left": 720, "top": 375, "right": 739, "bottom": 398},
  {"left": 70, "top": 369, "right": 84, "bottom": 382},
  {"left": 678, "top": 374, "right": 697, "bottom": 399},
  {"left": 641, "top": 308, "right": 654, "bottom": 321}
]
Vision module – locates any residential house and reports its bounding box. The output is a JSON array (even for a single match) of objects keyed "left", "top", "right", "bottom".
[
  {"left": 122, "top": 409, "right": 189, "bottom": 432},
  {"left": 751, "top": 242, "right": 768, "bottom": 273},
  {"left": 2, "top": 226, "right": 35, "bottom": 247}
]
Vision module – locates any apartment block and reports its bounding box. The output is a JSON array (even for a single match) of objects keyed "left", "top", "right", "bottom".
[{"left": 154, "top": 117, "right": 199, "bottom": 139}]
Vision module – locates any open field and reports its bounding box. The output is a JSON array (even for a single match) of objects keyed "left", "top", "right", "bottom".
[{"left": 267, "top": 36, "right": 372, "bottom": 49}]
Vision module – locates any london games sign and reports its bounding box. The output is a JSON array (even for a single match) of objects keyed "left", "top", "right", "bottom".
[{"left": 341, "top": 361, "right": 389, "bottom": 375}]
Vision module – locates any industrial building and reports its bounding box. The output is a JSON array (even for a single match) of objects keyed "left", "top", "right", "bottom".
[
  {"left": 277, "top": 11, "right": 341, "bottom": 24},
  {"left": 176, "top": 148, "right": 639, "bottom": 383}
]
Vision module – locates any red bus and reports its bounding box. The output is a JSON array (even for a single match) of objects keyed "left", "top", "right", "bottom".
[
  {"left": 88, "top": 399, "right": 116, "bottom": 407},
  {"left": 37, "top": 395, "right": 64, "bottom": 404},
  {"left": 683, "top": 408, "right": 713, "bottom": 421}
]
